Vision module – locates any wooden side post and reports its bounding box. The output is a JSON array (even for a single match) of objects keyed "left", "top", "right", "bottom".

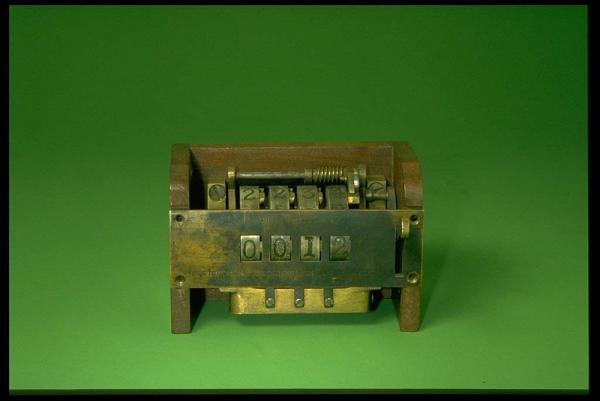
[
  {"left": 171, "top": 288, "right": 191, "bottom": 334},
  {"left": 391, "top": 142, "right": 424, "bottom": 331},
  {"left": 170, "top": 144, "right": 192, "bottom": 333},
  {"left": 399, "top": 286, "right": 421, "bottom": 331}
]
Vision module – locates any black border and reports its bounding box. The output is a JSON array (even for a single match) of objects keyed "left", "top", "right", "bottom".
[{"left": 6, "top": 1, "right": 591, "bottom": 396}]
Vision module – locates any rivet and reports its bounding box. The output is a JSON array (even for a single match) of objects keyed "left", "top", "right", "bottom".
[{"left": 407, "top": 272, "right": 420, "bottom": 284}]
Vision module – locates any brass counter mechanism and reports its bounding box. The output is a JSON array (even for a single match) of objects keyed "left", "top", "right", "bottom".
[
  {"left": 170, "top": 143, "right": 424, "bottom": 333},
  {"left": 228, "top": 165, "right": 365, "bottom": 206}
]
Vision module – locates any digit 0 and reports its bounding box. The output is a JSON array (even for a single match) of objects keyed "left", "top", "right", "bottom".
[
  {"left": 243, "top": 240, "right": 257, "bottom": 259},
  {"left": 273, "top": 238, "right": 287, "bottom": 257}
]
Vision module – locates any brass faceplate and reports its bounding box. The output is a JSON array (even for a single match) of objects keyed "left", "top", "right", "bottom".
[
  {"left": 169, "top": 143, "right": 425, "bottom": 333},
  {"left": 169, "top": 209, "right": 423, "bottom": 289},
  {"left": 222, "top": 287, "right": 377, "bottom": 314}
]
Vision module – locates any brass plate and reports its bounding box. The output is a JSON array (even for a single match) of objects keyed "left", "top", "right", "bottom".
[
  {"left": 223, "top": 287, "right": 378, "bottom": 314},
  {"left": 169, "top": 209, "right": 423, "bottom": 288}
]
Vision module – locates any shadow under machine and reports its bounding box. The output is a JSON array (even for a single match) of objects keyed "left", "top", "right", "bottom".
[{"left": 169, "top": 142, "right": 424, "bottom": 333}]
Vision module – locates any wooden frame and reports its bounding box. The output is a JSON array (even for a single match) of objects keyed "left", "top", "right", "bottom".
[{"left": 169, "top": 142, "right": 424, "bottom": 333}]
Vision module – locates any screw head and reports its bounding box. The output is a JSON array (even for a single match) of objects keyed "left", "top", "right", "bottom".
[
  {"left": 259, "top": 188, "right": 266, "bottom": 205},
  {"left": 324, "top": 297, "right": 334, "bottom": 307},
  {"left": 208, "top": 184, "right": 226, "bottom": 201},
  {"left": 295, "top": 298, "right": 304, "bottom": 307},
  {"left": 407, "top": 272, "right": 420, "bottom": 284},
  {"left": 265, "top": 297, "right": 275, "bottom": 308}
]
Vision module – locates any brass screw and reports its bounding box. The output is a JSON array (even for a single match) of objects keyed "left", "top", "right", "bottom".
[
  {"left": 400, "top": 217, "right": 410, "bottom": 239},
  {"left": 407, "top": 272, "right": 420, "bottom": 284},
  {"left": 227, "top": 166, "right": 236, "bottom": 186},
  {"left": 208, "top": 184, "right": 226, "bottom": 201},
  {"left": 259, "top": 187, "right": 266, "bottom": 206}
]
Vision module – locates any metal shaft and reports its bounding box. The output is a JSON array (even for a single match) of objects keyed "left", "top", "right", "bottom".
[
  {"left": 236, "top": 171, "right": 306, "bottom": 182},
  {"left": 235, "top": 167, "right": 347, "bottom": 184}
]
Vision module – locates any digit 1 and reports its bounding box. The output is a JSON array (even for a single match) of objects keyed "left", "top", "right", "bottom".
[{"left": 305, "top": 236, "right": 314, "bottom": 257}]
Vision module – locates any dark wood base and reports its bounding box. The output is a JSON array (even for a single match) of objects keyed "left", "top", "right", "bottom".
[
  {"left": 170, "top": 288, "right": 191, "bottom": 334},
  {"left": 399, "top": 286, "right": 421, "bottom": 331}
]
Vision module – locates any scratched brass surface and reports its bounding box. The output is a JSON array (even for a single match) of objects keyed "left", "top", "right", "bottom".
[
  {"left": 169, "top": 142, "right": 424, "bottom": 331},
  {"left": 169, "top": 209, "right": 423, "bottom": 289},
  {"left": 222, "top": 287, "right": 377, "bottom": 314}
]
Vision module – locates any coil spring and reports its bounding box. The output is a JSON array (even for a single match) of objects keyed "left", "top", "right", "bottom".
[{"left": 310, "top": 166, "right": 345, "bottom": 184}]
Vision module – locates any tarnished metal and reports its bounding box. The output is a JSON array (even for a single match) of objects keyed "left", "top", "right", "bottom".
[
  {"left": 268, "top": 185, "right": 291, "bottom": 210},
  {"left": 386, "top": 186, "right": 397, "bottom": 210},
  {"left": 265, "top": 287, "right": 276, "bottom": 308},
  {"left": 330, "top": 235, "right": 351, "bottom": 261},
  {"left": 270, "top": 235, "right": 292, "bottom": 261},
  {"left": 226, "top": 166, "right": 237, "bottom": 210},
  {"left": 400, "top": 217, "right": 410, "bottom": 239},
  {"left": 237, "top": 171, "right": 305, "bottom": 182},
  {"left": 296, "top": 185, "right": 320, "bottom": 210},
  {"left": 300, "top": 235, "right": 321, "bottom": 261},
  {"left": 225, "top": 287, "right": 375, "bottom": 314},
  {"left": 239, "top": 186, "right": 261, "bottom": 210},
  {"left": 240, "top": 235, "right": 262, "bottom": 261},
  {"left": 366, "top": 176, "right": 388, "bottom": 209},
  {"left": 344, "top": 167, "right": 361, "bottom": 205},
  {"left": 236, "top": 165, "right": 365, "bottom": 205},
  {"left": 294, "top": 287, "right": 304, "bottom": 308},
  {"left": 170, "top": 209, "right": 422, "bottom": 288},
  {"left": 323, "top": 288, "right": 334, "bottom": 308},
  {"left": 169, "top": 142, "right": 424, "bottom": 333},
  {"left": 325, "top": 185, "right": 349, "bottom": 209},
  {"left": 206, "top": 182, "right": 227, "bottom": 210}
]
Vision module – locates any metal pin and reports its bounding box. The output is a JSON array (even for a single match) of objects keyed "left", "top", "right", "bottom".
[
  {"left": 294, "top": 287, "right": 304, "bottom": 308},
  {"left": 265, "top": 287, "right": 276, "bottom": 308},
  {"left": 324, "top": 288, "right": 334, "bottom": 308}
]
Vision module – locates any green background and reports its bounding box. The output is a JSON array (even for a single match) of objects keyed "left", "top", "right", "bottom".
[{"left": 9, "top": 6, "right": 588, "bottom": 391}]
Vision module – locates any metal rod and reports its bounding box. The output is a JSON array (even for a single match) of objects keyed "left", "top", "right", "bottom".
[
  {"left": 235, "top": 167, "right": 348, "bottom": 184},
  {"left": 236, "top": 171, "right": 305, "bottom": 182}
]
